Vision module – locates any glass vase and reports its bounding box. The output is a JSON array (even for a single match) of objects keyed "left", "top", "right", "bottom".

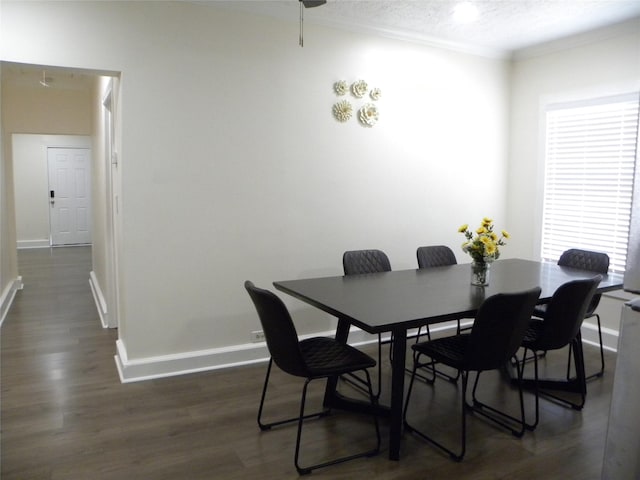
[{"left": 471, "top": 261, "right": 490, "bottom": 286}]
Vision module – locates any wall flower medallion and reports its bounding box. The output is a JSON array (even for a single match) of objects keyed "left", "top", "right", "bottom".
[
  {"left": 358, "top": 103, "right": 379, "bottom": 126},
  {"left": 333, "top": 100, "right": 353, "bottom": 122},
  {"left": 334, "top": 80, "right": 348, "bottom": 96},
  {"left": 351, "top": 80, "right": 368, "bottom": 98}
]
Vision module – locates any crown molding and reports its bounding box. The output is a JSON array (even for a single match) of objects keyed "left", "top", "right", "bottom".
[{"left": 511, "top": 17, "right": 640, "bottom": 61}]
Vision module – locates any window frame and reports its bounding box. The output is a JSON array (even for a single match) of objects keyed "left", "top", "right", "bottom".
[{"left": 539, "top": 92, "right": 640, "bottom": 274}]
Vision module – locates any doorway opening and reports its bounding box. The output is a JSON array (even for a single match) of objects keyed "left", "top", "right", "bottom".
[{"left": 2, "top": 61, "right": 121, "bottom": 330}]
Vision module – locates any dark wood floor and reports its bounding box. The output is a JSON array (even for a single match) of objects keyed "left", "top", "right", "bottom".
[{"left": 1, "top": 247, "right": 615, "bottom": 479}]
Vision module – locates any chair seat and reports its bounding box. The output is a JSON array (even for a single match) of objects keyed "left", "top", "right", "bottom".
[
  {"left": 522, "top": 319, "right": 545, "bottom": 347},
  {"left": 412, "top": 334, "right": 470, "bottom": 371},
  {"left": 301, "top": 337, "right": 376, "bottom": 377},
  {"left": 523, "top": 318, "right": 573, "bottom": 352}
]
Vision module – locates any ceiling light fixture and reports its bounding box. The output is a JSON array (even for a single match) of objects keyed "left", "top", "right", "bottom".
[{"left": 453, "top": 2, "right": 479, "bottom": 24}]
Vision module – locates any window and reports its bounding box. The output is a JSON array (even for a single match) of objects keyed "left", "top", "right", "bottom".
[{"left": 541, "top": 93, "right": 640, "bottom": 273}]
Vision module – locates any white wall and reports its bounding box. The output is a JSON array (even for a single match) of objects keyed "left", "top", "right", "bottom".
[
  {"left": 507, "top": 20, "right": 640, "bottom": 261},
  {"left": 12, "top": 134, "right": 92, "bottom": 248},
  {"left": 5, "top": 1, "right": 602, "bottom": 380},
  {"left": 507, "top": 20, "right": 640, "bottom": 337},
  {"left": 90, "top": 76, "right": 118, "bottom": 329},
  {"left": 0, "top": 64, "right": 21, "bottom": 326},
  {"left": 1, "top": 2, "right": 511, "bottom": 378}
]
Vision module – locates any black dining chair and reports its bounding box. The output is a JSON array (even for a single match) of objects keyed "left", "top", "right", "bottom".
[
  {"left": 415, "top": 245, "right": 467, "bottom": 383},
  {"left": 403, "top": 287, "right": 541, "bottom": 461},
  {"left": 245, "top": 281, "right": 380, "bottom": 475},
  {"left": 342, "top": 249, "right": 391, "bottom": 398},
  {"left": 416, "top": 244, "right": 458, "bottom": 269},
  {"left": 534, "top": 249, "right": 609, "bottom": 380},
  {"left": 519, "top": 275, "right": 601, "bottom": 429}
]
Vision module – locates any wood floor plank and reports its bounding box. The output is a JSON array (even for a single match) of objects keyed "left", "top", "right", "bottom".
[{"left": 1, "top": 246, "right": 615, "bottom": 479}]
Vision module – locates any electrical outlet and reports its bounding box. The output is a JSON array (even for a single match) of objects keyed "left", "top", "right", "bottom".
[{"left": 251, "top": 330, "right": 266, "bottom": 343}]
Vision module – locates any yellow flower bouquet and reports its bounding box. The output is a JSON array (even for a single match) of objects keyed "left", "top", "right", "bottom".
[{"left": 458, "top": 218, "right": 510, "bottom": 285}]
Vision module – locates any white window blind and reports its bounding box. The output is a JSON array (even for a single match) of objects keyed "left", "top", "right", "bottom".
[{"left": 541, "top": 93, "right": 639, "bottom": 273}]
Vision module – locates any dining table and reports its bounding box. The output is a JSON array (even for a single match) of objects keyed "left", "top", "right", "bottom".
[{"left": 273, "top": 258, "right": 624, "bottom": 460}]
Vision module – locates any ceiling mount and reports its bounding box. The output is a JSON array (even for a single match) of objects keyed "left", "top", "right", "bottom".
[
  {"left": 299, "top": 0, "right": 326, "bottom": 47},
  {"left": 301, "top": 0, "right": 326, "bottom": 7}
]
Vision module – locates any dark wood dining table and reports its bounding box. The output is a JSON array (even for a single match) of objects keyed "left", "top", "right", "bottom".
[{"left": 273, "top": 258, "right": 624, "bottom": 460}]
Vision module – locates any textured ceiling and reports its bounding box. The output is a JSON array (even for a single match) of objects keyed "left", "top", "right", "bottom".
[
  {"left": 4, "top": 0, "right": 640, "bottom": 88},
  {"left": 213, "top": 0, "right": 640, "bottom": 56}
]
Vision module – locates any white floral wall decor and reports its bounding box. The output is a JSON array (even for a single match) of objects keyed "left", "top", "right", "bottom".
[
  {"left": 351, "top": 79, "right": 368, "bottom": 98},
  {"left": 333, "top": 100, "right": 353, "bottom": 122},
  {"left": 334, "top": 80, "right": 348, "bottom": 96},
  {"left": 358, "top": 103, "right": 379, "bottom": 127},
  {"left": 332, "top": 78, "right": 382, "bottom": 127}
]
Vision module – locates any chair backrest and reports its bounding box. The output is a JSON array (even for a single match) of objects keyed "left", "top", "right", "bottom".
[
  {"left": 533, "top": 275, "right": 602, "bottom": 351},
  {"left": 465, "top": 287, "right": 541, "bottom": 371},
  {"left": 416, "top": 245, "right": 457, "bottom": 269},
  {"left": 558, "top": 249, "right": 609, "bottom": 274},
  {"left": 343, "top": 249, "right": 391, "bottom": 275},
  {"left": 558, "top": 249, "right": 609, "bottom": 316},
  {"left": 244, "top": 281, "right": 307, "bottom": 377}
]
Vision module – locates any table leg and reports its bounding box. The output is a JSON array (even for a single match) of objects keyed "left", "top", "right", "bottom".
[
  {"left": 388, "top": 327, "right": 407, "bottom": 461},
  {"left": 322, "top": 318, "right": 397, "bottom": 451}
]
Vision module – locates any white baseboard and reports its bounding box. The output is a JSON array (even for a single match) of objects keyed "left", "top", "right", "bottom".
[
  {"left": 115, "top": 338, "right": 273, "bottom": 383},
  {"left": 581, "top": 320, "right": 619, "bottom": 352},
  {"left": 0, "top": 276, "right": 23, "bottom": 327},
  {"left": 113, "top": 323, "right": 460, "bottom": 383},
  {"left": 115, "top": 327, "right": 394, "bottom": 383},
  {"left": 17, "top": 240, "right": 50, "bottom": 249},
  {"left": 89, "top": 271, "right": 109, "bottom": 329},
  {"left": 112, "top": 317, "right": 617, "bottom": 384}
]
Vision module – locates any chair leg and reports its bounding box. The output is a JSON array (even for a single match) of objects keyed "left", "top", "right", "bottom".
[
  {"left": 567, "top": 313, "right": 604, "bottom": 381},
  {"left": 403, "top": 354, "right": 466, "bottom": 461},
  {"left": 525, "top": 340, "right": 586, "bottom": 415},
  {"left": 258, "top": 358, "right": 328, "bottom": 431},
  {"left": 567, "top": 314, "right": 605, "bottom": 381},
  {"left": 405, "top": 326, "right": 438, "bottom": 384},
  {"left": 593, "top": 313, "right": 606, "bottom": 378},
  {"left": 342, "top": 334, "right": 383, "bottom": 399},
  {"left": 530, "top": 348, "right": 540, "bottom": 430},
  {"left": 430, "top": 364, "right": 462, "bottom": 383},
  {"left": 513, "top": 348, "right": 545, "bottom": 368},
  {"left": 468, "top": 362, "right": 527, "bottom": 436},
  {"left": 377, "top": 333, "right": 383, "bottom": 396},
  {"left": 257, "top": 358, "right": 273, "bottom": 430},
  {"left": 411, "top": 325, "right": 461, "bottom": 384},
  {"left": 511, "top": 348, "right": 540, "bottom": 430},
  {"left": 295, "top": 371, "right": 381, "bottom": 475}
]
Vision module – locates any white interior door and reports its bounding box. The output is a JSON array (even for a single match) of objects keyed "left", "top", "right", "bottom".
[{"left": 48, "top": 147, "right": 92, "bottom": 246}]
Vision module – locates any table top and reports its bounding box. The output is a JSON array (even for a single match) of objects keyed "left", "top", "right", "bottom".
[{"left": 274, "top": 258, "right": 624, "bottom": 334}]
